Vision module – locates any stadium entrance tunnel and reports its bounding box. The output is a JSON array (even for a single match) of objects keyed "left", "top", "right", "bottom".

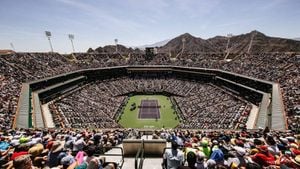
[
  {"left": 116, "top": 94, "right": 182, "bottom": 129},
  {"left": 13, "top": 65, "right": 287, "bottom": 131}
]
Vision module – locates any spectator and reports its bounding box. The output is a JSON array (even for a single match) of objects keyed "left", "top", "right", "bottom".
[
  {"left": 251, "top": 145, "right": 278, "bottom": 167},
  {"left": 177, "top": 151, "right": 197, "bottom": 169},
  {"left": 47, "top": 141, "right": 66, "bottom": 168},
  {"left": 163, "top": 140, "right": 184, "bottom": 169},
  {"left": 13, "top": 155, "right": 35, "bottom": 169}
]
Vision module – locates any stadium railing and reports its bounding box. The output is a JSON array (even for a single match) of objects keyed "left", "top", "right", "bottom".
[{"left": 134, "top": 140, "right": 145, "bottom": 169}]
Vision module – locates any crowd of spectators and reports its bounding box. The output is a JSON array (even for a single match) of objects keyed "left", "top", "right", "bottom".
[
  {"left": 174, "top": 84, "right": 251, "bottom": 129},
  {"left": 0, "top": 57, "right": 28, "bottom": 130},
  {"left": 0, "top": 52, "right": 299, "bottom": 131},
  {"left": 0, "top": 53, "right": 78, "bottom": 129},
  {"left": 0, "top": 128, "right": 299, "bottom": 168},
  {"left": 221, "top": 53, "right": 300, "bottom": 132},
  {"left": 50, "top": 81, "right": 125, "bottom": 128},
  {"left": 103, "top": 76, "right": 197, "bottom": 97},
  {"left": 48, "top": 76, "right": 251, "bottom": 129},
  {"left": 0, "top": 128, "right": 141, "bottom": 169},
  {"left": 159, "top": 128, "right": 300, "bottom": 169},
  {"left": 65, "top": 52, "right": 300, "bottom": 131}
]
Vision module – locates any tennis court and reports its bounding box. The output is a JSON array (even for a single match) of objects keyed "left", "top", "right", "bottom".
[{"left": 138, "top": 99, "right": 161, "bottom": 119}]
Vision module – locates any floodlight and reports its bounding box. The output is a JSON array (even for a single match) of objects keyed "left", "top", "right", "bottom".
[
  {"left": 10, "top": 43, "right": 15, "bottom": 51},
  {"left": 68, "top": 34, "right": 74, "bottom": 40},
  {"left": 115, "top": 38, "right": 118, "bottom": 53},
  {"left": 68, "top": 34, "right": 75, "bottom": 52},
  {"left": 45, "top": 31, "right": 51, "bottom": 37},
  {"left": 45, "top": 31, "right": 53, "bottom": 52}
]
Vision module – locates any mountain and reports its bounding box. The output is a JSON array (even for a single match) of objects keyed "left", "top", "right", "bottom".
[
  {"left": 87, "top": 48, "right": 94, "bottom": 53},
  {"left": 137, "top": 39, "right": 170, "bottom": 49},
  {"left": 88, "top": 31, "right": 300, "bottom": 54},
  {"left": 246, "top": 31, "right": 300, "bottom": 53},
  {"left": 294, "top": 38, "right": 300, "bottom": 41},
  {"left": 158, "top": 33, "right": 219, "bottom": 54},
  {"left": 207, "top": 31, "right": 265, "bottom": 53},
  {"left": 88, "top": 44, "right": 142, "bottom": 54},
  {"left": 89, "top": 40, "right": 170, "bottom": 53},
  {"left": 207, "top": 30, "right": 300, "bottom": 53},
  {"left": 158, "top": 31, "right": 300, "bottom": 54}
]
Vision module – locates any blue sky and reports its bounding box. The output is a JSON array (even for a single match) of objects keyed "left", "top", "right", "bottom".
[{"left": 0, "top": 0, "right": 299, "bottom": 53}]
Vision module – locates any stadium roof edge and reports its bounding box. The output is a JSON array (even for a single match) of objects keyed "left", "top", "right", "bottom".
[
  {"left": 25, "top": 65, "right": 275, "bottom": 86},
  {"left": 26, "top": 65, "right": 129, "bottom": 84},
  {"left": 215, "top": 76, "right": 266, "bottom": 95}
]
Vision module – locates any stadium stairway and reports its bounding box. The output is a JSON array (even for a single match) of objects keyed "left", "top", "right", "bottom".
[
  {"left": 142, "top": 158, "right": 164, "bottom": 169},
  {"left": 103, "top": 135, "right": 169, "bottom": 169},
  {"left": 103, "top": 144, "right": 164, "bottom": 169}
]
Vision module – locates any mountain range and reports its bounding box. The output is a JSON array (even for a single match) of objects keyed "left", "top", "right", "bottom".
[
  {"left": 294, "top": 38, "right": 300, "bottom": 41},
  {"left": 158, "top": 31, "right": 300, "bottom": 53},
  {"left": 88, "top": 31, "right": 300, "bottom": 53}
]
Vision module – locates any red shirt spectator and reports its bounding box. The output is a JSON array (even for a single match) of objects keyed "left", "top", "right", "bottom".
[
  {"left": 251, "top": 145, "right": 277, "bottom": 167},
  {"left": 11, "top": 151, "right": 28, "bottom": 160}
]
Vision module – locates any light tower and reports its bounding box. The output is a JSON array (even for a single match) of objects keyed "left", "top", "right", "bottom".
[
  {"left": 68, "top": 34, "right": 75, "bottom": 53},
  {"left": 114, "top": 38, "right": 118, "bottom": 53},
  {"left": 45, "top": 31, "right": 53, "bottom": 52},
  {"left": 10, "top": 42, "right": 15, "bottom": 51},
  {"left": 168, "top": 49, "right": 172, "bottom": 58},
  {"left": 226, "top": 33, "right": 233, "bottom": 53},
  {"left": 182, "top": 37, "right": 186, "bottom": 54},
  {"left": 247, "top": 31, "right": 256, "bottom": 53},
  {"left": 224, "top": 33, "right": 233, "bottom": 60}
]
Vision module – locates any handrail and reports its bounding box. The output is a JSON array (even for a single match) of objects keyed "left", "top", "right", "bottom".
[
  {"left": 138, "top": 140, "right": 145, "bottom": 169},
  {"left": 134, "top": 140, "right": 146, "bottom": 169},
  {"left": 135, "top": 146, "right": 142, "bottom": 169}
]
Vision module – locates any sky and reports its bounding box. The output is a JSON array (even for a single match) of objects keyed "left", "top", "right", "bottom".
[{"left": 0, "top": 0, "right": 299, "bottom": 53}]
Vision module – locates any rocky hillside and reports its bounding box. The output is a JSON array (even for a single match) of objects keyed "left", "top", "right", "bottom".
[
  {"left": 159, "top": 31, "right": 300, "bottom": 54},
  {"left": 158, "top": 33, "right": 219, "bottom": 53},
  {"left": 87, "top": 44, "right": 142, "bottom": 54}
]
